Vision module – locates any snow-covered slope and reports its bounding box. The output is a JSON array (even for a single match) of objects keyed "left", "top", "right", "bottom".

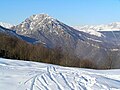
[
  {"left": 0, "top": 22, "right": 13, "bottom": 29},
  {"left": 0, "top": 58, "right": 120, "bottom": 90}
]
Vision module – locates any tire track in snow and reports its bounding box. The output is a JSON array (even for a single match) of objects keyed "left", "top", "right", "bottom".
[
  {"left": 60, "top": 73, "right": 74, "bottom": 90},
  {"left": 47, "top": 66, "right": 64, "bottom": 90},
  {"left": 37, "top": 76, "right": 51, "bottom": 90},
  {"left": 24, "top": 73, "right": 47, "bottom": 90},
  {"left": 30, "top": 75, "right": 38, "bottom": 90},
  {"left": 41, "top": 74, "right": 49, "bottom": 86}
]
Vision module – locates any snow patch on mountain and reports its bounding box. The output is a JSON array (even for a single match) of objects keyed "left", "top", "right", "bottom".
[{"left": 0, "top": 22, "right": 14, "bottom": 29}]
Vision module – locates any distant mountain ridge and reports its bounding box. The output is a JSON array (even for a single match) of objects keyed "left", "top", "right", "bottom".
[
  {"left": 73, "top": 22, "right": 120, "bottom": 31},
  {"left": 73, "top": 22, "right": 120, "bottom": 37},
  {"left": 0, "top": 22, "right": 13, "bottom": 29}
]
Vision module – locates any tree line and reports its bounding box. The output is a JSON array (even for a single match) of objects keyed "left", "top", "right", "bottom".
[{"left": 0, "top": 33, "right": 100, "bottom": 69}]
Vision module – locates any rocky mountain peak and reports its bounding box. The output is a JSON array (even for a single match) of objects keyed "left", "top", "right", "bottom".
[
  {"left": 13, "top": 14, "right": 63, "bottom": 35},
  {"left": 24, "top": 14, "right": 57, "bottom": 26},
  {"left": 30, "top": 14, "right": 53, "bottom": 20}
]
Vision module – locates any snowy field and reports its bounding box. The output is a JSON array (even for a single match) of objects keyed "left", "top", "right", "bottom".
[{"left": 0, "top": 58, "right": 120, "bottom": 90}]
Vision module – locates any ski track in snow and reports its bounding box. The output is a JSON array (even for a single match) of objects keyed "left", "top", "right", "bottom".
[{"left": 0, "top": 58, "right": 120, "bottom": 90}]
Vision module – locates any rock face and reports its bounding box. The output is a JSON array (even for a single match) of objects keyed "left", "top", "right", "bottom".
[
  {"left": 12, "top": 14, "right": 84, "bottom": 48},
  {"left": 11, "top": 14, "right": 120, "bottom": 68}
]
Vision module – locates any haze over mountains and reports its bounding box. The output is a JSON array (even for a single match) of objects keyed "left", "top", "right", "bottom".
[{"left": 1, "top": 14, "right": 120, "bottom": 68}]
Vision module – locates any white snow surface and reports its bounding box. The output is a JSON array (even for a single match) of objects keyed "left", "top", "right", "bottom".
[
  {"left": 0, "top": 58, "right": 120, "bottom": 90},
  {"left": 0, "top": 22, "right": 13, "bottom": 29}
]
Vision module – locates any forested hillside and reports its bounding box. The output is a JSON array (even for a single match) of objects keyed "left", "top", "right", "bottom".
[{"left": 0, "top": 33, "right": 97, "bottom": 69}]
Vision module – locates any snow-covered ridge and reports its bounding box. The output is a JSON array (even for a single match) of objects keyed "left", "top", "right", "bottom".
[
  {"left": 0, "top": 22, "right": 13, "bottom": 29},
  {"left": 0, "top": 58, "right": 120, "bottom": 90},
  {"left": 73, "top": 22, "right": 120, "bottom": 37},
  {"left": 73, "top": 22, "right": 120, "bottom": 31}
]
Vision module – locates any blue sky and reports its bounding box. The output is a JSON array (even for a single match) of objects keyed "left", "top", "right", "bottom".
[{"left": 0, "top": 0, "right": 120, "bottom": 25}]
